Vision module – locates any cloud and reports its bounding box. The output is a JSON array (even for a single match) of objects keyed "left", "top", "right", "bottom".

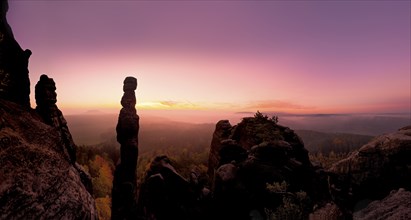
[
  {"left": 138, "top": 100, "right": 201, "bottom": 110},
  {"left": 159, "top": 101, "right": 181, "bottom": 107}
]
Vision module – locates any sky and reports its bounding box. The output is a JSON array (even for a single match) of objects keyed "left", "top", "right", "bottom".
[{"left": 7, "top": 0, "right": 411, "bottom": 120}]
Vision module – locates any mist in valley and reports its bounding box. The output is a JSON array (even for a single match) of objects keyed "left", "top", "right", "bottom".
[{"left": 66, "top": 112, "right": 409, "bottom": 155}]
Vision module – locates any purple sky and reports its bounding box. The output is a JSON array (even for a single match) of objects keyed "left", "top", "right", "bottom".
[{"left": 7, "top": 0, "right": 411, "bottom": 117}]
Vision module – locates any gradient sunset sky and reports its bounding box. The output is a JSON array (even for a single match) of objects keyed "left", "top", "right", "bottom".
[{"left": 7, "top": 1, "right": 411, "bottom": 117}]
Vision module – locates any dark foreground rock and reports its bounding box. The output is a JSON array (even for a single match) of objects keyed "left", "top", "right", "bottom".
[
  {"left": 0, "top": 0, "right": 31, "bottom": 107},
  {"left": 138, "top": 155, "right": 211, "bottom": 220},
  {"left": 309, "top": 203, "right": 345, "bottom": 220},
  {"left": 0, "top": 100, "right": 97, "bottom": 219}
]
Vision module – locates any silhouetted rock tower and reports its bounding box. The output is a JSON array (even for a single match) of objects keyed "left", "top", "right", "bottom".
[
  {"left": 35, "top": 74, "right": 77, "bottom": 164},
  {"left": 111, "top": 77, "right": 139, "bottom": 220},
  {"left": 0, "top": 0, "right": 31, "bottom": 107}
]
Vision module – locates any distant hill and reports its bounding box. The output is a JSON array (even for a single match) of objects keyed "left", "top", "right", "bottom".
[
  {"left": 65, "top": 114, "right": 118, "bottom": 145},
  {"left": 66, "top": 113, "right": 408, "bottom": 146},
  {"left": 279, "top": 114, "right": 409, "bottom": 136},
  {"left": 295, "top": 130, "right": 373, "bottom": 154},
  {"left": 66, "top": 114, "right": 215, "bottom": 153},
  {"left": 67, "top": 113, "right": 382, "bottom": 157}
]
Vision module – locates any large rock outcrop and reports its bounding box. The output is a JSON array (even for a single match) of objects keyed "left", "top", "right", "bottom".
[
  {"left": 353, "top": 188, "right": 411, "bottom": 220},
  {"left": 329, "top": 126, "right": 411, "bottom": 211},
  {"left": 111, "top": 77, "right": 140, "bottom": 220},
  {"left": 0, "top": 99, "right": 97, "bottom": 219},
  {"left": 208, "top": 114, "right": 330, "bottom": 219},
  {"left": 208, "top": 115, "right": 311, "bottom": 180},
  {"left": 0, "top": 0, "right": 31, "bottom": 107}
]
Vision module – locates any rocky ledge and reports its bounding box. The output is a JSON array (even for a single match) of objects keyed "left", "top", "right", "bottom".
[
  {"left": 329, "top": 126, "right": 411, "bottom": 208},
  {"left": 325, "top": 125, "right": 411, "bottom": 219}
]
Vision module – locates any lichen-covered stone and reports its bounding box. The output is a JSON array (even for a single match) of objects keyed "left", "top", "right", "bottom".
[{"left": 0, "top": 99, "right": 97, "bottom": 219}]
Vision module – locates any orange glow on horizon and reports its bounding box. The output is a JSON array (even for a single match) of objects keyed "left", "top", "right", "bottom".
[{"left": 54, "top": 97, "right": 409, "bottom": 117}]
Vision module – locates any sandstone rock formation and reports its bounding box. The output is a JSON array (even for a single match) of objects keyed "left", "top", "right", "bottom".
[
  {"left": 208, "top": 116, "right": 311, "bottom": 181},
  {"left": 0, "top": 99, "right": 97, "bottom": 219},
  {"left": 208, "top": 120, "right": 232, "bottom": 179},
  {"left": 329, "top": 126, "right": 411, "bottom": 210},
  {"left": 34, "top": 74, "right": 92, "bottom": 192},
  {"left": 111, "top": 77, "right": 140, "bottom": 220},
  {"left": 208, "top": 114, "right": 330, "bottom": 219},
  {"left": 353, "top": 188, "right": 411, "bottom": 220},
  {"left": 0, "top": 1, "right": 96, "bottom": 217},
  {"left": 35, "top": 74, "right": 77, "bottom": 164},
  {"left": 0, "top": 0, "right": 31, "bottom": 107}
]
